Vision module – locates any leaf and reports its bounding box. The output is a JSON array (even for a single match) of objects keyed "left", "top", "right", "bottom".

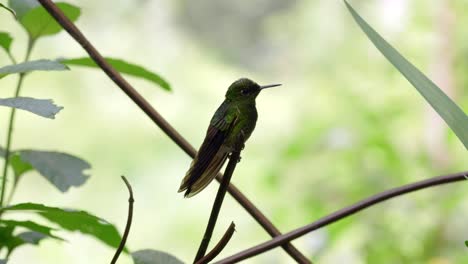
[
  {"left": 0, "top": 3, "right": 17, "bottom": 19},
  {"left": 0, "top": 225, "right": 23, "bottom": 252},
  {"left": 0, "top": 219, "right": 63, "bottom": 241},
  {"left": 1, "top": 203, "right": 123, "bottom": 249},
  {"left": 0, "top": 97, "right": 63, "bottom": 119},
  {"left": 62, "top": 57, "right": 171, "bottom": 91},
  {"left": 9, "top": 153, "right": 33, "bottom": 178},
  {"left": 132, "top": 249, "right": 184, "bottom": 264},
  {"left": 0, "top": 259, "right": 6, "bottom": 264},
  {"left": 8, "top": 0, "right": 39, "bottom": 19},
  {"left": 0, "top": 59, "right": 69, "bottom": 78},
  {"left": 0, "top": 32, "right": 13, "bottom": 54},
  {"left": 17, "top": 231, "right": 47, "bottom": 244},
  {"left": 19, "top": 3, "right": 80, "bottom": 40},
  {"left": 18, "top": 150, "right": 90, "bottom": 192},
  {"left": 345, "top": 1, "right": 468, "bottom": 149}
]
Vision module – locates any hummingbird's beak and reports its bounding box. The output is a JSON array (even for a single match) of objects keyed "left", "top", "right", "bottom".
[{"left": 260, "top": 84, "right": 282, "bottom": 90}]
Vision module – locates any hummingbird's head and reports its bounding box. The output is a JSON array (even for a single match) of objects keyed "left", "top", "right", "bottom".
[{"left": 225, "top": 78, "right": 281, "bottom": 101}]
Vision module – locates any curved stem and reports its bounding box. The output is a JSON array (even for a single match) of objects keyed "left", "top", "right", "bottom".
[
  {"left": 0, "top": 38, "right": 35, "bottom": 207},
  {"left": 215, "top": 171, "right": 468, "bottom": 263}
]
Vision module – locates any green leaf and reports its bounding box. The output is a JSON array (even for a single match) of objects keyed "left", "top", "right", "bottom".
[
  {"left": 465, "top": 241, "right": 468, "bottom": 247},
  {"left": 1, "top": 203, "right": 123, "bottom": 249},
  {"left": 0, "top": 225, "right": 23, "bottom": 253},
  {"left": 19, "top": 2, "right": 80, "bottom": 40},
  {"left": 344, "top": 1, "right": 468, "bottom": 149},
  {"left": 0, "top": 3, "right": 17, "bottom": 19},
  {"left": 0, "top": 59, "right": 69, "bottom": 78},
  {"left": 9, "top": 153, "right": 33, "bottom": 178},
  {"left": 132, "top": 249, "right": 184, "bottom": 264},
  {"left": 62, "top": 57, "right": 171, "bottom": 91},
  {"left": 0, "top": 219, "right": 63, "bottom": 241},
  {"left": 8, "top": 0, "right": 39, "bottom": 19},
  {"left": 0, "top": 32, "right": 13, "bottom": 54},
  {"left": 0, "top": 97, "right": 63, "bottom": 119},
  {"left": 18, "top": 150, "right": 90, "bottom": 192}
]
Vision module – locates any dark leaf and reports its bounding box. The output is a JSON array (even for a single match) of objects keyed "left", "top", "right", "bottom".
[
  {"left": 62, "top": 57, "right": 171, "bottom": 91},
  {"left": 0, "top": 59, "right": 68, "bottom": 78},
  {"left": 0, "top": 97, "right": 63, "bottom": 119},
  {"left": 345, "top": 0, "right": 468, "bottom": 149},
  {"left": 19, "top": 2, "right": 80, "bottom": 40},
  {"left": 8, "top": 0, "right": 39, "bottom": 19},
  {"left": 1, "top": 203, "right": 123, "bottom": 249},
  {"left": 18, "top": 150, "right": 90, "bottom": 192},
  {"left": 0, "top": 225, "right": 23, "bottom": 253},
  {"left": 132, "top": 249, "right": 184, "bottom": 264},
  {"left": 17, "top": 231, "right": 47, "bottom": 244},
  {"left": 0, "top": 219, "right": 63, "bottom": 241},
  {"left": 9, "top": 153, "right": 33, "bottom": 178},
  {"left": 0, "top": 32, "right": 13, "bottom": 53}
]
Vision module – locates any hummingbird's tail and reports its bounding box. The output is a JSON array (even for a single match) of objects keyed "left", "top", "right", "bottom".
[{"left": 178, "top": 148, "right": 229, "bottom": 198}]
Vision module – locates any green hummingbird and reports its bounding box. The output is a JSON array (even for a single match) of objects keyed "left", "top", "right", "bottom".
[{"left": 178, "top": 78, "right": 281, "bottom": 198}]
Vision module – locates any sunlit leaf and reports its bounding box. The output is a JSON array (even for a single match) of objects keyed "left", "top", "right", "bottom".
[
  {"left": 8, "top": 0, "right": 39, "bottom": 19},
  {"left": 19, "top": 3, "right": 80, "bottom": 40},
  {"left": 0, "top": 59, "right": 68, "bottom": 78},
  {"left": 1, "top": 203, "right": 123, "bottom": 249},
  {"left": 0, "top": 97, "right": 63, "bottom": 119},
  {"left": 0, "top": 219, "right": 63, "bottom": 241},
  {"left": 0, "top": 3, "right": 17, "bottom": 19},
  {"left": 62, "top": 57, "right": 171, "bottom": 91},
  {"left": 9, "top": 153, "right": 33, "bottom": 178},
  {"left": 18, "top": 150, "right": 90, "bottom": 192},
  {"left": 132, "top": 249, "right": 184, "bottom": 264},
  {"left": 345, "top": 0, "right": 468, "bottom": 149},
  {"left": 0, "top": 32, "right": 13, "bottom": 54}
]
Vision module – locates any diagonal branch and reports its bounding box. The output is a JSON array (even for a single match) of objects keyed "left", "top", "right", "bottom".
[
  {"left": 35, "top": 1, "right": 310, "bottom": 263},
  {"left": 111, "top": 176, "right": 135, "bottom": 264},
  {"left": 195, "top": 222, "right": 236, "bottom": 264},
  {"left": 215, "top": 171, "right": 468, "bottom": 263}
]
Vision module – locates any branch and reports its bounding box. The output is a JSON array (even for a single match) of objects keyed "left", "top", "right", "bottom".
[
  {"left": 195, "top": 222, "right": 236, "bottom": 264},
  {"left": 194, "top": 151, "right": 240, "bottom": 262},
  {"left": 36, "top": 1, "right": 309, "bottom": 262},
  {"left": 215, "top": 171, "right": 468, "bottom": 263},
  {"left": 110, "top": 176, "right": 135, "bottom": 264}
]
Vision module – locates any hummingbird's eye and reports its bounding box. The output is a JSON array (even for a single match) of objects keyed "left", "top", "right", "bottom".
[{"left": 240, "top": 89, "right": 249, "bottom": 95}]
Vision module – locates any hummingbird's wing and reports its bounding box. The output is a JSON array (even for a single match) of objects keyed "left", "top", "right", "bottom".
[{"left": 178, "top": 101, "right": 237, "bottom": 197}]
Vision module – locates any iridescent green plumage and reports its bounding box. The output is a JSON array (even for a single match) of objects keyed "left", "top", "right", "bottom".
[{"left": 178, "top": 78, "right": 280, "bottom": 197}]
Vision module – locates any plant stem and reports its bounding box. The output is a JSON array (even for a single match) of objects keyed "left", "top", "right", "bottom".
[
  {"left": 0, "top": 38, "right": 35, "bottom": 207},
  {"left": 194, "top": 151, "right": 241, "bottom": 263}
]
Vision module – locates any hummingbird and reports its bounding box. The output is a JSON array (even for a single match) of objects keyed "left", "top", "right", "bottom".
[{"left": 178, "top": 78, "right": 281, "bottom": 198}]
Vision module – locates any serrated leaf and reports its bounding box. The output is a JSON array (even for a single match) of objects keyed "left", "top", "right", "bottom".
[
  {"left": 8, "top": 0, "right": 39, "bottom": 19},
  {"left": 18, "top": 150, "right": 90, "bottom": 192},
  {"left": 62, "top": 57, "right": 171, "bottom": 91},
  {"left": 17, "top": 231, "right": 47, "bottom": 244},
  {"left": 132, "top": 249, "right": 184, "bottom": 264},
  {"left": 0, "top": 219, "right": 63, "bottom": 241},
  {"left": 0, "top": 32, "right": 13, "bottom": 54},
  {"left": 345, "top": 1, "right": 468, "bottom": 149},
  {"left": 0, "top": 59, "right": 68, "bottom": 78},
  {"left": 0, "top": 3, "right": 17, "bottom": 19},
  {"left": 0, "top": 97, "right": 63, "bottom": 119},
  {"left": 9, "top": 153, "right": 33, "bottom": 178},
  {"left": 1, "top": 203, "right": 123, "bottom": 249},
  {"left": 19, "top": 3, "right": 80, "bottom": 40}
]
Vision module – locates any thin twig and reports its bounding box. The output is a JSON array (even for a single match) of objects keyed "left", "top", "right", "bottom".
[
  {"left": 35, "top": 1, "right": 309, "bottom": 262},
  {"left": 215, "top": 171, "right": 468, "bottom": 263},
  {"left": 111, "top": 176, "right": 135, "bottom": 264},
  {"left": 194, "top": 151, "right": 241, "bottom": 263},
  {"left": 195, "top": 222, "right": 236, "bottom": 264}
]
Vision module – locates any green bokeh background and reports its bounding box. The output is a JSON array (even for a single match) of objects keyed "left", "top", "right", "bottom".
[{"left": 0, "top": 0, "right": 467, "bottom": 263}]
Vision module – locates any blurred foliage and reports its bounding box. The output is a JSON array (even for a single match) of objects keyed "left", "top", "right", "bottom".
[{"left": 0, "top": 0, "right": 467, "bottom": 263}]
